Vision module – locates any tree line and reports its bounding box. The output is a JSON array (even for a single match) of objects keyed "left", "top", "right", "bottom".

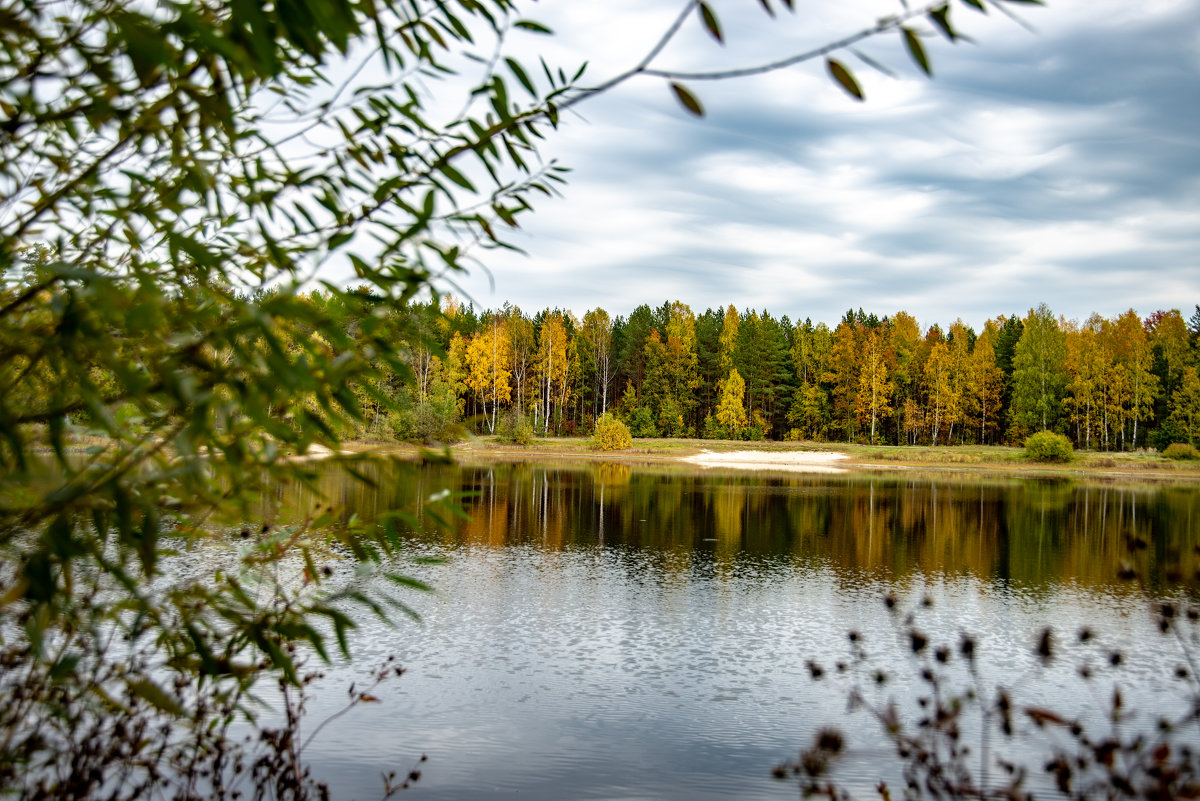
[{"left": 364, "top": 295, "right": 1200, "bottom": 450}]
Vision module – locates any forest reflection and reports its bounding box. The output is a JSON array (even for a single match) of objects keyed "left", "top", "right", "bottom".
[{"left": 279, "top": 459, "right": 1200, "bottom": 594}]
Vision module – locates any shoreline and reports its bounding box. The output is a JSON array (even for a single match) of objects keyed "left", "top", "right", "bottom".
[
  {"left": 408, "top": 437, "right": 1200, "bottom": 483},
  {"left": 36, "top": 435, "right": 1200, "bottom": 482}
]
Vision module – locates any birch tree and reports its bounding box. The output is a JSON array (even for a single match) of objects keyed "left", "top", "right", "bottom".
[
  {"left": 665, "top": 301, "right": 702, "bottom": 430},
  {"left": 1009, "top": 304, "right": 1068, "bottom": 438},
  {"left": 719, "top": 304, "right": 740, "bottom": 375},
  {"left": 1146, "top": 309, "right": 1192, "bottom": 392},
  {"left": 466, "top": 318, "right": 513, "bottom": 434},
  {"left": 968, "top": 321, "right": 1004, "bottom": 445},
  {"left": 1064, "top": 316, "right": 1110, "bottom": 450},
  {"left": 924, "top": 340, "right": 956, "bottom": 446},
  {"left": 506, "top": 307, "right": 537, "bottom": 425},
  {"left": 535, "top": 312, "right": 572, "bottom": 434},
  {"left": 855, "top": 329, "right": 893, "bottom": 444},
  {"left": 889, "top": 311, "right": 923, "bottom": 444},
  {"left": 826, "top": 320, "right": 861, "bottom": 442},
  {"left": 946, "top": 320, "right": 973, "bottom": 444},
  {"left": 1111, "top": 309, "right": 1159, "bottom": 449},
  {"left": 581, "top": 308, "right": 615, "bottom": 417}
]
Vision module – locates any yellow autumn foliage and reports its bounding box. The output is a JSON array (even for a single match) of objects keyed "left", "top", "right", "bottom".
[{"left": 593, "top": 413, "right": 633, "bottom": 451}]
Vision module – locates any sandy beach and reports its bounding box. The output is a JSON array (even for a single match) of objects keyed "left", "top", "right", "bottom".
[{"left": 681, "top": 449, "right": 849, "bottom": 474}]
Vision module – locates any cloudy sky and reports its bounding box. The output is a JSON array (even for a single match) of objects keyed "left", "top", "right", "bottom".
[{"left": 431, "top": 0, "right": 1199, "bottom": 329}]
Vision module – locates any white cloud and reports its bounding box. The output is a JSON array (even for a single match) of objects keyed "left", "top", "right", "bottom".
[{"left": 436, "top": 0, "right": 1200, "bottom": 326}]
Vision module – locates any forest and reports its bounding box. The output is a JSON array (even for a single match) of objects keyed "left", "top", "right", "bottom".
[{"left": 283, "top": 287, "right": 1200, "bottom": 451}]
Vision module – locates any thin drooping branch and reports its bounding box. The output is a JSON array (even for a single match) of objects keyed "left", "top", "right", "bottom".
[
  {"left": 642, "top": 1, "right": 950, "bottom": 82},
  {"left": 561, "top": 0, "right": 1012, "bottom": 108},
  {"left": 558, "top": 0, "right": 699, "bottom": 111},
  {"left": 989, "top": 0, "right": 1038, "bottom": 33}
]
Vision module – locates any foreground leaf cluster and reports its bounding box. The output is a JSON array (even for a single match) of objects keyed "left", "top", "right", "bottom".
[{"left": 0, "top": 0, "right": 576, "bottom": 794}]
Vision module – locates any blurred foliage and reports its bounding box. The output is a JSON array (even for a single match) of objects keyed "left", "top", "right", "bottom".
[
  {"left": 780, "top": 586, "right": 1200, "bottom": 801},
  {"left": 0, "top": 0, "right": 576, "bottom": 794},
  {"left": 776, "top": 486, "right": 1200, "bottom": 801}
]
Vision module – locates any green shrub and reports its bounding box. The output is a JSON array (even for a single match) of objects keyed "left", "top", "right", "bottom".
[
  {"left": 625, "top": 407, "right": 658, "bottom": 438},
  {"left": 389, "top": 405, "right": 463, "bottom": 444},
  {"left": 1024, "top": 431, "right": 1074, "bottom": 463},
  {"left": 1162, "top": 442, "right": 1200, "bottom": 461},
  {"left": 593, "top": 413, "right": 633, "bottom": 451},
  {"left": 495, "top": 414, "right": 535, "bottom": 446},
  {"left": 702, "top": 413, "right": 727, "bottom": 440},
  {"left": 512, "top": 418, "right": 535, "bottom": 446}
]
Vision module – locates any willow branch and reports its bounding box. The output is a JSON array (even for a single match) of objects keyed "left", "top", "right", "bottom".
[
  {"left": 559, "top": 0, "right": 698, "bottom": 111},
  {"left": 563, "top": 0, "right": 961, "bottom": 106},
  {"left": 643, "top": 2, "right": 949, "bottom": 82}
]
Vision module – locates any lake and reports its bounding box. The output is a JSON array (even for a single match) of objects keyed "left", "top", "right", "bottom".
[{"left": 275, "top": 459, "right": 1200, "bottom": 800}]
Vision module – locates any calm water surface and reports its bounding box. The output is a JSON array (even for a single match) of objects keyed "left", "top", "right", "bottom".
[{"left": 276, "top": 461, "right": 1200, "bottom": 800}]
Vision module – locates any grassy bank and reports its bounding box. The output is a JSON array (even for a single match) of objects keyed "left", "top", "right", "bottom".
[
  {"left": 41, "top": 429, "right": 1200, "bottom": 481},
  {"left": 418, "top": 436, "right": 1200, "bottom": 481}
]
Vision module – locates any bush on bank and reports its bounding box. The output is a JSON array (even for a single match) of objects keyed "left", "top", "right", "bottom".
[
  {"left": 1162, "top": 442, "right": 1200, "bottom": 461},
  {"left": 1024, "top": 431, "right": 1074, "bottom": 463},
  {"left": 593, "top": 414, "right": 633, "bottom": 451}
]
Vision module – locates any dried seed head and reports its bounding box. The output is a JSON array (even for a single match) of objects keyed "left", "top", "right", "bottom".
[
  {"left": 959, "top": 635, "right": 976, "bottom": 661},
  {"left": 1036, "top": 628, "right": 1054, "bottom": 663},
  {"left": 816, "top": 729, "right": 844, "bottom": 754}
]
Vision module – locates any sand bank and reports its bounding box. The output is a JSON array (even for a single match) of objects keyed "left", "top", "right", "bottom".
[{"left": 681, "top": 449, "right": 849, "bottom": 474}]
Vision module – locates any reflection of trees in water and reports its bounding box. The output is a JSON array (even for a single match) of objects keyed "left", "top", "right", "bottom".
[
  {"left": 594, "top": 463, "right": 631, "bottom": 544},
  {"left": 277, "top": 462, "right": 1200, "bottom": 593},
  {"left": 595, "top": 463, "right": 632, "bottom": 487},
  {"left": 712, "top": 483, "right": 745, "bottom": 546}
]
